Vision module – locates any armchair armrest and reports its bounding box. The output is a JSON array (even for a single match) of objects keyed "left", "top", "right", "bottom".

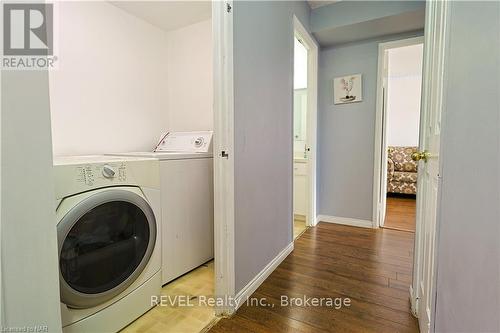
[{"left": 387, "top": 158, "right": 395, "bottom": 182}]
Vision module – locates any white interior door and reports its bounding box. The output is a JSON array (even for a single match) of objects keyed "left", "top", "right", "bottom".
[{"left": 412, "top": 1, "right": 449, "bottom": 331}]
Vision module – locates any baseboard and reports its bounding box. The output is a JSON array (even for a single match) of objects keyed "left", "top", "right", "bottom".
[
  {"left": 317, "top": 215, "right": 374, "bottom": 228},
  {"left": 232, "top": 242, "right": 294, "bottom": 312}
]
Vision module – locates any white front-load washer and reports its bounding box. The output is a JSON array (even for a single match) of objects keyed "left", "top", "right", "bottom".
[
  {"left": 53, "top": 155, "right": 161, "bottom": 333},
  {"left": 108, "top": 131, "right": 214, "bottom": 285}
]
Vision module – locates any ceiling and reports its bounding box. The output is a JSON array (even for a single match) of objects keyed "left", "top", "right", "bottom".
[
  {"left": 110, "top": 1, "right": 211, "bottom": 32},
  {"left": 313, "top": 8, "right": 425, "bottom": 47},
  {"left": 307, "top": 1, "right": 340, "bottom": 9}
]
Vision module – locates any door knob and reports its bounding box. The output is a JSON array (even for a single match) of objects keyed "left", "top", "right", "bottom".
[{"left": 411, "top": 151, "right": 430, "bottom": 162}]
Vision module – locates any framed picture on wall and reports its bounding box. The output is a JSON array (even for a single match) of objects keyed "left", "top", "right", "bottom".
[{"left": 334, "top": 74, "right": 363, "bottom": 104}]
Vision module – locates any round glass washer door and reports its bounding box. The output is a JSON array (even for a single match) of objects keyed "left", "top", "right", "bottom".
[{"left": 57, "top": 189, "right": 156, "bottom": 309}]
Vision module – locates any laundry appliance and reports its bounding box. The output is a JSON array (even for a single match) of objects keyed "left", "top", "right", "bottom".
[
  {"left": 54, "top": 155, "right": 161, "bottom": 332},
  {"left": 108, "top": 131, "right": 214, "bottom": 284}
]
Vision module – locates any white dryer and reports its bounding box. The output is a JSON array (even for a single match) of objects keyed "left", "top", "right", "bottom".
[
  {"left": 108, "top": 131, "right": 214, "bottom": 284},
  {"left": 53, "top": 156, "right": 161, "bottom": 333}
]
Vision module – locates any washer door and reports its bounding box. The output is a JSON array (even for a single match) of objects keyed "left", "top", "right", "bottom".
[{"left": 57, "top": 188, "right": 156, "bottom": 309}]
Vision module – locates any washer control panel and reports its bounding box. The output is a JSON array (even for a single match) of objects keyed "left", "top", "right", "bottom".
[
  {"left": 75, "top": 162, "right": 127, "bottom": 186},
  {"left": 155, "top": 131, "right": 213, "bottom": 153}
]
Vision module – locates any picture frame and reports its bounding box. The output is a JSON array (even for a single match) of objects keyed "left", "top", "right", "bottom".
[{"left": 334, "top": 74, "right": 363, "bottom": 104}]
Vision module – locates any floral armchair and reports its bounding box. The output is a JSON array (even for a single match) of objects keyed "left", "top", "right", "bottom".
[{"left": 387, "top": 146, "right": 418, "bottom": 195}]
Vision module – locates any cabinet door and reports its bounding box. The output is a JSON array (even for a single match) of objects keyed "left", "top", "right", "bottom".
[{"left": 293, "top": 163, "right": 308, "bottom": 216}]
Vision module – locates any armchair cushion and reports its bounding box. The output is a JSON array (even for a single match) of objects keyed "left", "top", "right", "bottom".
[
  {"left": 388, "top": 146, "right": 418, "bottom": 172},
  {"left": 387, "top": 146, "right": 418, "bottom": 195}
]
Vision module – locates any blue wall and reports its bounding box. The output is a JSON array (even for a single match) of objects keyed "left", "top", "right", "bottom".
[
  {"left": 317, "top": 31, "right": 423, "bottom": 220},
  {"left": 233, "top": 0, "right": 310, "bottom": 294}
]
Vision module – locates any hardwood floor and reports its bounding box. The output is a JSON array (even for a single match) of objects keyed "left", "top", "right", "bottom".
[
  {"left": 384, "top": 196, "right": 416, "bottom": 232},
  {"left": 210, "top": 223, "right": 418, "bottom": 333}
]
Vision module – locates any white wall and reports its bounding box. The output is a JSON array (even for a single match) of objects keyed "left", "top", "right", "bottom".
[
  {"left": 294, "top": 37, "right": 307, "bottom": 90},
  {"left": 49, "top": 2, "right": 169, "bottom": 156},
  {"left": 49, "top": 3, "right": 213, "bottom": 157},
  {"left": 386, "top": 43, "right": 423, "bottom": 147},
  {"left": 294, "top": 37, "right": 308, "bottom": 155},
  {"left": 166, "top": 19, "right": 213, "bottom": 131},
  {"left": 294, "top": 89, "right": 307, "bottom": 155}
]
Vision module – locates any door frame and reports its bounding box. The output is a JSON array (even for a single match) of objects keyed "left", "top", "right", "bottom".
[
  {"left": 372, "top": 36, "right": 424, "bottom": 228},
  {"left": 213, "top": 0, "right": 235, "bottom": 316},
  {"left": 293, "top": 16, "right": 319, "bottom": 228}
]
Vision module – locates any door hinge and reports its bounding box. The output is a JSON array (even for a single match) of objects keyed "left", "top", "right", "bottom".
[
  {"left": 220, "top": 150, "right": 229, "bottom": 159},
  {"left": 226, "top": 3, "right": 232, "bottom": 13}
]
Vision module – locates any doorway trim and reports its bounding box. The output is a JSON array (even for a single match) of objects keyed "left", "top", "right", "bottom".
[
  {"left": 213, "top": 0, "right": 235, "bottom": 316},
  {"left": 372, "top": 36, "right": 425, "bottom": 228},
  {"left": 293, "top": 16, "right": 319, "bottom": 228}
]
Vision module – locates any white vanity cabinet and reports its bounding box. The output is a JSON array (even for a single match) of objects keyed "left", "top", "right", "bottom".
[{"left": 293, "top": 160, "right": 308, "bottom": 217}]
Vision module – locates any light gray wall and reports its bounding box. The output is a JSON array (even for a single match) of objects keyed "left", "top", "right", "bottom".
[
  {"left": 433, "top": 2, "right": 500, "bottom": 332},
  {"left": 317, "top": 31, "right": 423, "bottom": 221},
  {"left": 1, "top": 71, "right": 62, "bottom": 330},
  {"left": 233, "top": 0, "right": 310, "bottom": 293},
  {"left": 291, "top": 1, "right": 310, "bottom": 31}
]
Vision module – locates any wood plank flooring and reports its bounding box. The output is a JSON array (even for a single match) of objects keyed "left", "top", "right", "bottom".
[
  {"left": 210, "top": 223, "right": 418, "bottom": 333},
  {"left": 384, "top": 196, "right": 416, "bottom": 232}
]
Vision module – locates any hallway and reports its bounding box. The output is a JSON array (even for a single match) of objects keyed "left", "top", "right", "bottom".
[
  {"left": 210, "top": 223, "right": 418, "bottom": 332},
  {"left": 384, "top": 196, "right": 416, "bottom": 232}
]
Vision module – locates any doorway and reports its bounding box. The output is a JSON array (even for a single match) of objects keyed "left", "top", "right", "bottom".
[
  {"left": 292, "top": 17, "right": 318, "bottom": 240},
  {"left": 373, "top": 36, "right": 424, "bottom": 232},
  {"left": 48, "top": 1, "right": 220, "bottom": 331},
  {"left": 293, "top": 34, "right": 308, "bottom": 239}
]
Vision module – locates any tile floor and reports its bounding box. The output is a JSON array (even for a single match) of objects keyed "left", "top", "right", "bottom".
[
  {"left": 121, "top": 261, "right": 215, "bottom": 333},
  {"left": 293, "top": 217, "right": 307, "bottom": 239}
]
